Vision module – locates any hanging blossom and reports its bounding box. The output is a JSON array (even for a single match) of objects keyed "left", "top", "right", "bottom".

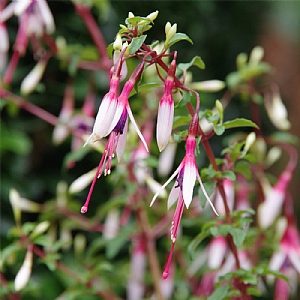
[
  {"left": 0, "top": 0, "right": 55, "bottom": 84},
  {"left": 150, "top": 114, "right": 218, "bottom": 279}
]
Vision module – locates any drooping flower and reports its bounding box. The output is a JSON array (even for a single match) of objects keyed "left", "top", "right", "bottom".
[
  {"left": 258, "top": 170, "right": 291, "bottom": 229},
  {"left": 81, "top": 108, "right": 128, "bottom": 213},
  {"left": 156, "top": 59, "right": 176, "bottom": 152},
  {"left": 150, "top": 120, "right": 218, "bottom": 278}
]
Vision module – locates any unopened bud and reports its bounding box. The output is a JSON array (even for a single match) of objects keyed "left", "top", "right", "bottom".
[
  {"left": 74, "top": 233, "right": 87, "bottom": 258},
  {"left": 9, "top": 189, "right": 41, "bottom": 213},
  {"left": 103, "top": 209, "right": 120, "bottom": 239},
  {"left": 189, "top": 80, "right": 225, "bottom": 92},
  {"left": 21, "top": 60, "right": 47, "bottom": 95},
  {"left": 265, "top": 147, "right": 282, "bottom": 168},
  {"left": 165, "top": 22, "right": 171, "bottom": 35},
  {"left": 242, "top": 132, "right": 256, "bottom": 155},
  {"left": 236, "top": 53, "right": 248, "bottom": 70},
  {"left": 14, "top": 245, "right": 33, "bottom": 291},
  {"left": 30, "top": 221, "right": 50, "bottom": 239},
  {"left": 128, "top": 12, "right": 135, "bottom": 18},
  {"left": 113, "top": 34, "right": 123, "bottom": 51},
  {"left": 69, "top": 168, "right": 96, "bottom": 194},
  {"left": 249, "top": 46, "right": 264, "bottom": 65},
  {"left": 166, "top": 23, "right": 177, "bottom": 44},
  {"left": 266, "top": 92, "right": 291, "bottom": 130},
  {"left": 146, "top": 10, "right": 159, "bottom": 22}
]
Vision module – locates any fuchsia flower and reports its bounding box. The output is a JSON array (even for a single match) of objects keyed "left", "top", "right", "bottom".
[
  {"left": 258, "top": 170, "right": 291, "bottom": 229},
  {"left": 81, "top": 108, "right": 128, "bottom": 213},
  {"left": 156, "top": 59, "right": 176, "bottom": 152},
  {"left": 150, "top": 116, "right": 218, "bottom": 278}
]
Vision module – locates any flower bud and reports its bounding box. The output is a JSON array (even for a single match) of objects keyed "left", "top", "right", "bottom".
[
  {"left": 188, "top": 80, "right": 225, "bottom": 92},
  {"left": 9, "top": 188, "right": 41, "bottom": 213},
  {"left": 265, "top": 91, "right": 291, "bottom": 130},
  {"left": 128, "top": 12, "right": 135, "bottom": 18},
  {"left": 103, "top": 209, "right": 120, "bottom": 239},
  {"left": 165, "top": 22, "right": 171, "bottom": 36},
  {"left": 69, "top": 168, "right": 96, "bottom": 194},
  {"left": 113, "top": 34, "right": 123, "bottom": 51},
  {"left": 165, "top": 23, "right": 177, "bottom": 44},
  {"left": 249, "top": 46, "right": 264, "bottom": 65},
  {"left": 14, "top": 245, "right": 33, "bottom": 291},
  {"left": 146, "top": 10, "right": 159, "bottom": 22},
  {"left": 30, "top": 221, "right": 50, "bottom": 239},
  {"left": 21, "top": 60, "right": 47, "bottom": 95}
]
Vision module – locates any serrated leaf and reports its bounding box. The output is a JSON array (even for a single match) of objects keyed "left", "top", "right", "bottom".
[
  {"left": 223, "top": 118, "right": 259, "bottom": 130},
  {"left": 129, "top": 35, "right": 147, "bottom": 54},
  {"left": 177, "top": 56, "right": 205, "bottom": 73},
  {"left": 167, "top": 33, "right": 193, "bottom": 48},
  {"left": 208, "top": 285, "right": 229, "bottom": 300}
]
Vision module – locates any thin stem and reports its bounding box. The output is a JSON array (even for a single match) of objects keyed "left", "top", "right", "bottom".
[{"left": 74, "top": 3, "right": 111, "bottom": 75}]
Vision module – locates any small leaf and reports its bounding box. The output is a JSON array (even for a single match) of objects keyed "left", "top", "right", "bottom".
[
  {"left": 167, "top": 32, "right": 193, "bottom": 48},
  {"left": 228, "top": 227, "right": 247, "bottom": 248},
  {"left": 223, "top": 118, "right": 259, "bottom": 130},
  {"left": 187, "top": 230, "right": 210, "bottom": 259},
  {"left": 208, "top": 285, "right": 229, "bottom": 300},
  {"left": 222, "top": 171, "right": 236, "bottom": 181},
  {"left": 177, "top": 56, "right": 205, "bottom": 73},
  {"left": 213, "top": 124, "right": 225, "bottom": 135},
  {"left": 129, "top": 35, "right": 147, "bottom": 54}
]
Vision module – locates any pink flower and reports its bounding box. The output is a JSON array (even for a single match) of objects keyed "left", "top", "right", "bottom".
[
  {"left": 81, "top": 108, "right": 128, "bottom": 213},
  {"left": 150, "top": 133, "right": 218, "bottom": 279},
  {"left": 258, "top": 170, "right": 291, "bottom": 229},
  {"left": 268, "top": 219, "right": 300, "bottom": 280},
  {"left": 156, "top": 59, "right": 176, "bottom": 152}
]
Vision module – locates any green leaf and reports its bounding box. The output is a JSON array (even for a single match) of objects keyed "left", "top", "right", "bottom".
[
  {"left": 106, "top": 223, "right": 135, "bottom": 259},
  {"left": 167, "top": 32, "right": 193, "bottom": 48},
  {"left": 64, "top": 146, "right": 91, "bottom": 168},
  {"left": 208, "top": 285, "right": 229, "bottom": 300},
  {"left": 270, "top": 132, "right": 299, "bottom": 145},
  {"left": 222, "top": 171, "right": 236, "bottom": 181},
  {"left": 129, "top": 35, "right": 147, "bottom": 54},
  {"left": 213, "top": 124, "right": 225, "bottom": 135},
  {"left": 228, "top": 227, "right": 247, "bottom": 248},
  {"left": 106, "top": 43, "right": 114, "bottom": 59},
  {"left": 173, "top": 115, "right": 192, "bottom": 129},
  {"left": 125, "top": 16, "right": 151, "bottom": 26},
  {"left": 223, "top": 118, "right": 259, "bottom": 130},
  {"left": 187, "top": 230, "right": 210, "bottom": 259},
  {"left": 177, "top": 56, "right": 205, "bottom": 73}
]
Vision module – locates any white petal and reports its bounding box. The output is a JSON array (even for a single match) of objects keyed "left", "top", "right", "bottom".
[
  {"left": 182, "top": 160, "right": 196, "bottom": 208},
  {"left": 196, "top": 172, "right": 219, "bottom": 216},
  {"left": 156, "top": 100, "right": 174, "bottom": 152},
  {"left": 69, "top": 168, "right": 97, "bottom": 194},
  {"left": 150, "top": 163, "right": 181, "bottom": 207},
  {"left": 36, "top": 0, "right": 55, "bottom": 34},
  {"left": 167, "top": 182, "right": 180, "bottom": 209},
  {"left": 267, "top": 251, "right": 285, "bottom": 283},
  {"left": 208, "top": 237, "right": 227, "bottom": 269},
  {"left": 92, "top": 95, "right": 117, "bottom": 139},
  {"left": 258, "top": 189, "right": 285, "bottom": 229}
]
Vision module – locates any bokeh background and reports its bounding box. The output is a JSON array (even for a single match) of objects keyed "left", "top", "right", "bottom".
[{"left": 1, "top": 1, "right": 300, "bottom": 299}]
